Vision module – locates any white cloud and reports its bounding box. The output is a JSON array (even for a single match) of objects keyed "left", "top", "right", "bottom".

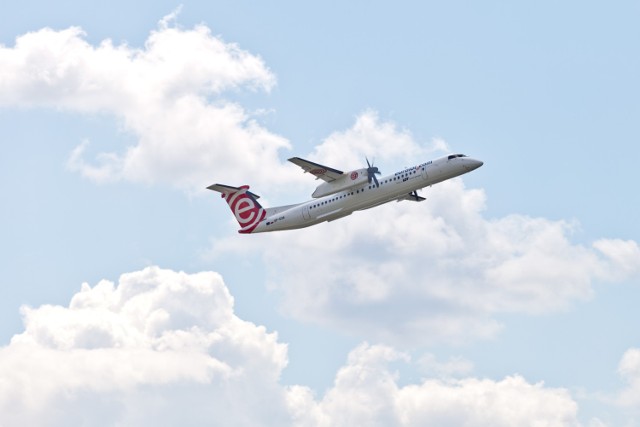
[
  {"left": 0, "top": 266, "right": 291, "bottom": 426},
  {"left": 0, "top": 15, "right": 447, "bottom": 197},
  {"left": 616, "top": 348, "right": 640, "bottom": 408},
  {"left": 211, "top": 115, "right": 640, "bottom": 346},
  {"left": 255, "top": 183, "right": 611, "bottom": 344},
  {"left": 288, "top": 343, "right": 581, "bottom": 427},
  {"left": 0, "top": 267, "right": 588, "bottom": 426},
  {"left": 593, "top": 239, "right": 640, "bottom": 281},
  {"left": 306, "top": 110, "right": 443, "bottom": 170},
  {"left": 0, "top": 12, "right": 298, "bottom": 193}
]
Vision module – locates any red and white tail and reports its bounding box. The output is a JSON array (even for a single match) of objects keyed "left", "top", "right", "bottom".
[{"left": 207, "top": 184, "right": 266, "bottom": 234}]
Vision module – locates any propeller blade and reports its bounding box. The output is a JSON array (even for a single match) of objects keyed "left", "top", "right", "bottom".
[{"left": 365, "top": 156, "right": 381, "bottom": 187}]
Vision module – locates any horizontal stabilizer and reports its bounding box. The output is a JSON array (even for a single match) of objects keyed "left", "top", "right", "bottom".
[{"left": 207, "top": 183, "right": 261, "bottom": 199}]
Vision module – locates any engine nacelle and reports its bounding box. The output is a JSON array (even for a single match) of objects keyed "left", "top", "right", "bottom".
[{"left": 312, "top": 168, "right": 368, "bottom": 198}]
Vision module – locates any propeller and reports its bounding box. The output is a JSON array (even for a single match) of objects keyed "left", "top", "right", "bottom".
[{"left": 366, "top": 157, "right": 381, "bottom": 187}]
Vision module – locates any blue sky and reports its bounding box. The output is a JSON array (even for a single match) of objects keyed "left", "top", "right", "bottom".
[{"left": 1, "top": 1, "right": 639, "bottom": 426}]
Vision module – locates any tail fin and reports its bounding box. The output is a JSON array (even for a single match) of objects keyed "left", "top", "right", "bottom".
[{"left": 207, "top": 184, "right": 266, "bottom": 234}]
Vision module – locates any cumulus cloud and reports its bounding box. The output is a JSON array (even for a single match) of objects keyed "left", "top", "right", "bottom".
[
  {"left": 306, "top": 110, "right": 444, "bottom": 170},
  {"left": 255, "top": 182, "right": 634, "bottom": 344},
  {"left": 0, "top": 267, "right": 291, "bottom": 426},
  {"left": 0, "top": 11, "right": 296, "bottom": 193},
  {"left": 288, "top": 343, "right": 581, "bottom": 427},
  {"left": 211, "top": 115, "right": 640, "bottom": 346},
  {"left": 0, "top": 269, "right": 585, "bottom": 426}
]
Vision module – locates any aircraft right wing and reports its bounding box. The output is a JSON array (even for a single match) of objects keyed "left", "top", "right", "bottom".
[
  {"left": 397, "top": 192, "right": 426, "bottom": 202},
  {"left": 288, "top": 157, "right": 344, "bottom": 182}
]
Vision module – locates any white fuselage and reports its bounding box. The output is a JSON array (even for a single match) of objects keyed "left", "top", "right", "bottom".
[{"left": 253, "top": 155, "right": 483, "bottom": 232}]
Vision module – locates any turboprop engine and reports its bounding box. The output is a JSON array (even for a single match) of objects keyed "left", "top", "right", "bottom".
[
  {"left": 312, "top": 158, "right": 382, "bottom": 198},
  {"left": 312, "top": 168, "right": 368, "bottom": 197}
]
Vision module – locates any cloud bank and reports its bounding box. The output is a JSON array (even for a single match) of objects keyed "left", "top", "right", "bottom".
[{"left": 0, "top": 266, "right": 586, "bottom": 427}]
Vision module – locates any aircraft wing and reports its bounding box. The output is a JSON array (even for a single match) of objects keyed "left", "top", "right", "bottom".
[{"left": 288, "top": 157, "right": 343, "bottom": 182}]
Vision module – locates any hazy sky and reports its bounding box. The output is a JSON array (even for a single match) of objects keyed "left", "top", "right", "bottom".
[{"left": 1, "top": 1, "right": 639, "bottom": 426}]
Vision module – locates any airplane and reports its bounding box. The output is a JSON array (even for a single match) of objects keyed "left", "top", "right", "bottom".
[{"left": 207, "top": 154, "right": 483, "bottom": 233}]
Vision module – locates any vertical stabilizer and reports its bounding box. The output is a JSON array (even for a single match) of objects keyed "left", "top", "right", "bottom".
[{"left": 207, "top": 184, "right": 266, "bottom": 234}]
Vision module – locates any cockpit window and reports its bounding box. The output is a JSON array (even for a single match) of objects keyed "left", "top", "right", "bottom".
[{"left": 447, "top": 154, "right": 468, "bottom": 160}]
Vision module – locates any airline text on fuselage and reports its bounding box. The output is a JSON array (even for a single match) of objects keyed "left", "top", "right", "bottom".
[{"left": 394, "top": 161, "right": 431, "bottom": 177}]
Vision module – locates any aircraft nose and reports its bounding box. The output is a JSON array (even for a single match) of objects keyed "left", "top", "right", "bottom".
[{"left": 464, "top": 158, "right": 484, "bottom": 171}]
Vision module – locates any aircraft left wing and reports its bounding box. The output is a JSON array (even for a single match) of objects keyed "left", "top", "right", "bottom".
[{"left": 288, "top": 157, "right": 343, "bottom": 182}]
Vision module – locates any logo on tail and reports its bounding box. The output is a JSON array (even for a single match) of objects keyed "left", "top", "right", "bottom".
[{"left": 207, "top": 184, "right": 266, "bottom": 233}]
